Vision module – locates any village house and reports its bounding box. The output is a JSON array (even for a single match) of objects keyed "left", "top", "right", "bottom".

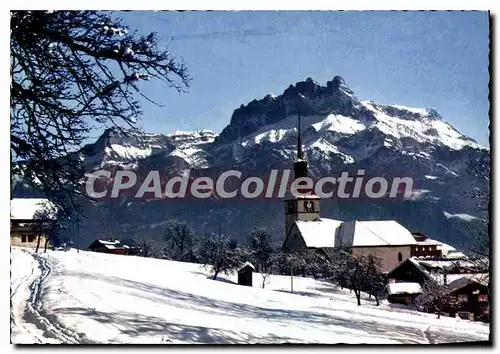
[
  {"left": 446, "top": 274, "right": 489, "bottom": 322},
  {"left": 386, "top": 255, "right": 489, "bottom": 321},
  {"left": 387, "top": 257, "right": 487, "bottom": 285},
  {"left": 410, "top": 232, "right": 442, "bottom": 258},
  {"left": 87, "top": 238, "right": 142, "bottom": 255},
  {"left": 10, "top": 198, "right": 57, "bottom": 249},
  {"left": 410, "top": 232, "right": 467, "bottom": 260}
]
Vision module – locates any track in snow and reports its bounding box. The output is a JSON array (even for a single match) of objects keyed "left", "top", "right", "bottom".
[{"left": 11, "top": 250, "right": 89, "bottom": 344}]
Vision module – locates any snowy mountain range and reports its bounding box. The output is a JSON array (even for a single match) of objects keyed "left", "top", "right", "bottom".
[{"left": 14, "top": 76, "right": 490, "bottom": 251}]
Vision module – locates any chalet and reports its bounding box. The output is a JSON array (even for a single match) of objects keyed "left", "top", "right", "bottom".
[
  {"left": 87, "top": 238, "right": 141, "bottom": 255},
  {"left": 386, "top": 257, "right": 484, "bottom": 285},
  {"left": 410, "top": 232, "right": 467, "bottom": 260},
  {"left": 10, "top": 198, "right": 57, "bottom": 249},
  {"left": 446, "top": 274, "right": 489, "bottom": 322},
  {"left": 410, "top": 232, "right": 442, "bottom": 258},
  {"left": 387, "top": 256, "right": 489, "bottom": 321},
  {"left": 416, "top": 273, "right": 489, "bottom": 322},
  {"left": 387, "top": 257, "right": 486, "bottom": 285}
]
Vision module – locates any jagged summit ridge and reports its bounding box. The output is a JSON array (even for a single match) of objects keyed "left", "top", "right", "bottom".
[{"left": 216, "top": 76, "right": 482, "bottom": 152}]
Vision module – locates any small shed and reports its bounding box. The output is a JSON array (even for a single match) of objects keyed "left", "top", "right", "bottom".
[
  {"left": 387, "top": 282, "right": 423, "bottom": 305},
  {"left": 237, "top": 262, "right": 255, "bottom": 287}
]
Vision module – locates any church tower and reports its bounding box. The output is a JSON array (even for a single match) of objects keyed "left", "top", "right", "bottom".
[{"left": 283, "top": 108, "right": 321, "bottom": 238}]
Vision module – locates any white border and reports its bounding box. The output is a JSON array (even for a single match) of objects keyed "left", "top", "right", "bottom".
[{"left": 1, "top": 2, "right": 496, "bottom": 354}]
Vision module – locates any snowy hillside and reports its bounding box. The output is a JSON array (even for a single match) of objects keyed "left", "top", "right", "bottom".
[{"left": 11, "top": 248, "right": 489, "bottom": 344}]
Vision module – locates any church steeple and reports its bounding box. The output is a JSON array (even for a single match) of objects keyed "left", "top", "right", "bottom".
[
  {"left": 294, "top": 101, "right": 308, "bottom": 179},
  {"left": 297, "top": 110, "right": 303, "bottom": 161}
]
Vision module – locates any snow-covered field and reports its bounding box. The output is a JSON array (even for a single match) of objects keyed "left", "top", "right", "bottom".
[{"left": 10, "top": 247, "right": 490, "bottom": 344}]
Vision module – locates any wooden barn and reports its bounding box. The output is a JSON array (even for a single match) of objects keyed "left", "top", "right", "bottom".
[
  {"left": 386, "top": 282, "right": 423, "bottom": 305},
  {"left": 446, "top": 275, "right": 489, "bottom": 322},
  {"left": 87, "top": 238, "right": 141, "bottom": 256}
]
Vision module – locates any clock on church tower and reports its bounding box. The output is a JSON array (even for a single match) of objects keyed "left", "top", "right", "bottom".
[{"left": 283, "top": 194, "right": 321, "bottom": 237}]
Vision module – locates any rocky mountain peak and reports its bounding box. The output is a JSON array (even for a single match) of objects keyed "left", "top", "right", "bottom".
[{"left": 216, "top": 76, "right": 362, "bottom": 144}]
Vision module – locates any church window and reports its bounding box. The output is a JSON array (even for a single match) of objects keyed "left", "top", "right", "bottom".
[{"left": 398, "top": 252, "right": 403, "bottom": 262}]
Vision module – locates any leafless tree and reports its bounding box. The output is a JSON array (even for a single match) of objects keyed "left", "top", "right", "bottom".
[
  {"left": 416, "top": 278, "right": 459, "bottom": 319},
  {"left": 11, "top": 10, "right": 190, "bottom": 215},
  {"left": 138, "top": 236, "right": 159, "bottom": 258},
  {"left": 246, "top": 228, "right": 273, "bottom": 274},
  {"left": 30, "top": 201, "right": 59, "bottom": 253},
  {"left": 163, "top": 220, "right": 195, "bottom": 261},
  {"left": 198, "top": 232, "right": 249, "bottom": 280},
  {"left": 325, "top": 249, "right": 385, "bottom": 306}
]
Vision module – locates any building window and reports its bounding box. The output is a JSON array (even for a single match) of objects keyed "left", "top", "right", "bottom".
[
  {"left": 21, "top": 235, "right": 28, "bottom": 243},
  {"left": 478, "top": 294, "right": 488, "bottom": 302},
  {"left": 398, "top": 252, "right": 403, "bottom": 262},
  {"left": 28, "top": 235, "right": 36, "bottom": 242},
  {"left": 458, "top": 294, "right": 468, "bottom": 302}
]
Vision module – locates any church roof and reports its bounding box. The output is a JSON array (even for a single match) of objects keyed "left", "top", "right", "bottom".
[
  {"left": 290, "top": 219, "right": 417, "bottom": 249},
  {"left": 339, "top": 220, "right": 418, "bottom": 247},
  {"left": 295, "top": 218, "right": 342, "bottom": 248}
]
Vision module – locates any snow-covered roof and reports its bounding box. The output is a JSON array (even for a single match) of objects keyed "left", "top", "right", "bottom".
[
  {"left": 294, "top": 218, "right": 342, "bottom": 248},
  {"left": 10, "top": 198, "right": 57, "bottom": 220},
  {"left": 417, "top": 259, "right": 456, "bottom": 270},
  {"left": 416, "top": 238, "right": 442, "bottom": 246},
  {"left": 99, "top": 240, "right": 120, "bottom": 245},
  {"left": 238, "top": 262, "right": 255, "bottom": 271},
  {"left": 93, "top": 239, "right": 140, "bottom": 250},
  {"left": 442, "top": 251, "right": 467, "bottom": 260},
  {"left": 438, "top": 242, "right": 457, "bottom": 253},
  {"left": 447, "top": 273, "right": 489, "bottom": 292},
  {"left": 338, "top": 220, "right": 417, "bottom": 247},
  {"left": 292, "top": 219, "right": 416, "bottom": 249},
  {"left": 387, "top": 282, "right": 422, "bottom": 295},
  {"left": 96, "top": 240, "right": 123, "bottom": 249}
]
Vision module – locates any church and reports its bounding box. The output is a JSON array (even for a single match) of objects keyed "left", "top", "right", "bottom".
[{"left": 281, "top": 113, "right": 417, "bottom": 274}]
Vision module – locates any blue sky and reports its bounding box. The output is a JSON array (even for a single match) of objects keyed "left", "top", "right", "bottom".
[{"left": 114, "top": 11, "right": 490, "bottom": 145}]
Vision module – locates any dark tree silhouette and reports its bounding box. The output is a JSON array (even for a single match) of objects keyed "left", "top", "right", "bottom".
[
  {"left": 246, "top": 228, "right": 273, "bottom": 273},
  {"left": 416, "top": 278, "right": 459, "bottom": 319},
  {"left": 29, "top": 201, "right": 59, "bottom": 253},
  {"left": 198, "top": 232, "right": 249, "bottom": 280},
  {"left": 11, "top": 10, "right": 190, "bottom": 214},
  {"left": 361, "top": 254, "right": 385, "bottom": 306},
  {"left": 163, "top": 220, "right": 195, "bottom": 261}
]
